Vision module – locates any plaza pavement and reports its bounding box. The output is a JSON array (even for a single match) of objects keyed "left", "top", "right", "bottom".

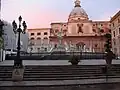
[
  {"left": 0, "top": 59, "right": 120, "bottom": 66},
  {"left": 1, "top": 78, "right": 120, "bottom": 86}
]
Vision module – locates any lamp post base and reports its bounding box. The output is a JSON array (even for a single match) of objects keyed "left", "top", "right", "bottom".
[{"left": 12, "top": 67, "right": 24, "bottom": 81}]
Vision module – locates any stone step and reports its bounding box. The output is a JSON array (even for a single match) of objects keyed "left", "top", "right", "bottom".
[
  {"left": 25, "top": 68, "right": 101, "bottom": 70},
  {"left": 24, "top": 68, "right": 120, "bottom": 72},
  {"left": 1, "top": 75, "right": 120, "bottom": 81},
  {"left": 24, "top": 71, "right": 120, "bottom": 75},
  {"left": 0, "top": 69, "right": 13, "bottom": 71},
  {"left": 0, "top": 71, "right": 12, "bottom": 73},
  {"left": 25, "top": 70, "right": 101, "bottom": 73},
  {"left": 25, "top": 67, "right": 101, "bottom": 70},
  {"left": 23, "top": 76, "right": 120, "bottom": 81},
  {"left": 0, "top": 65, "right": 120, "bottom": 70},
  {"left": 24, "top": 66, "right": 102, "bottom": 68},
  {"left": 24, "top": 64, "right": 120, "bottom": 67},
  {"left": 24, "top": 72, "right": 102, "bottom": 76},
  {"left": 23, "top": 73, "right": 106, "bottom": 78},
  {"left": 0, "top": 71, "right": 119, "bottom": 79},
  {"left": 0, "top": 73, "right": 12, "bottom": 75},
  {"left": 26, "top": 67, "right": 120, "bottom": 69},
  {"left": 0, "top": 70, "right": 119, "bottom": 77},
  {"left": 24, "top": 73, "right": 102, "bottom": 77},
  {"left": 25, "top": 67, "right": 120, "bottom": 70}
]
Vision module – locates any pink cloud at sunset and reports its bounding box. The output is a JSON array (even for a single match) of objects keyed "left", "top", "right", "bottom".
[
  {"left": 1, "top": 0, "right": 120, "bottom": 28},
  {"left": 24, "top": 11, "right": 68, "bottom": 29}
]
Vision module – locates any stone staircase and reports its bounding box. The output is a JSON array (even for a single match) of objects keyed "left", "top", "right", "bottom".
[{"left": 0, "top": 65, "right": 120, "bottom": 81}]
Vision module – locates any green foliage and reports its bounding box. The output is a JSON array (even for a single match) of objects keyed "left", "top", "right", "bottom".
[
  {"left": 104, "top": 33, "right": 112, "bottom": 52},
  {"left": 0, "top": 37, "right": 3, "bottom": 48},
  {"left": 0, "top": 20, "right": 4, "bottom": 49},
  {"left": 69, "top": 56, "right": 80, "bottom": 65},
  {"left": 104, "top": 33, "right": 111, "bottom": 39}
]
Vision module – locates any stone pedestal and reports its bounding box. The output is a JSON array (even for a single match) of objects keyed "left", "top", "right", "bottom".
[{"left": 12, "top": 67, "right": 24, "bottom": 81}]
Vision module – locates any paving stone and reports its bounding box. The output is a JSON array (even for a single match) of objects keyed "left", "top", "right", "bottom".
[{"left": 1, "top": 84, "right": 120, "bottom": 90}]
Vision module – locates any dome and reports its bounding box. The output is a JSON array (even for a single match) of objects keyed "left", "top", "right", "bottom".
[
  {"left": 68, "top": 0, "right": 88, "bottom": 21},
  {"left": 69, "top": 7, "right": 88, "bottom": 18}
]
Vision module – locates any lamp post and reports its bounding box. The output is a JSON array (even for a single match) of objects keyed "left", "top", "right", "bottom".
[{"left": 12, "top": 16, "right": 27, "bottom": 68}]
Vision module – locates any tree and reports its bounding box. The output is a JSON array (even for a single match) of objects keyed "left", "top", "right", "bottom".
[
  {"left": 0, "top": 20, "right": 4, "bottom": 49},
  {"left": 104, "top": 33, "right": 112, "bottom": 52}
]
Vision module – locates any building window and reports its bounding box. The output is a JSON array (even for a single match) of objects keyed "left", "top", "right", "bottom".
[
  {"left": 92, "top": 29, "right": 96, "bottom": 32},
  {"left": 78, "top": 18, "right": 80, "bottom": 20},
  {"left": 109, "top": 24, "right": 111, "bottom": 27},
  {"left": 44, "top": 37, "right": 48, "bottom": 39},
  {"left": 112, "top": 23, "right": 114, "bottom": 27},
  {"left": 37, "top": 33, "right": 41, "bottom": 35},
  {"left": 31, "top": 33, "right": 34, "bottom": 36},
  {"left": 100, "top": 29, "right": 104, "bottom": 33},
  {"left": 114, "top": 40, "right": 116, "bottom": 45},
  {"left": 44, "top": 32, "right": 48, "bottom": 35},
  {"left": 113, "top": 31, "right": 115, "bottom": 37},
  {"left": 118, "top": 19, "right": 120, "bottom": 23},
  {"left": 64, "top": 25, "right": 66, "bottom": 27},
  {"left": 119, "top": 28, "right": 120, "bottom": 34},
  {"left": 43, "top": 37, "right": 48, "bottom": 44},
  {"left": 95, "top": 44, "right": 98, "bottom": 48},
  {"left": 37, "top": 37, "right": 41, "bottom": 40},
  {"left": 30, "top": 37, "right": 35, "bottom": 40},
  {"left": 44, "top": 48, "right": 47, "bottom": 51},
  {"left": 109, "top": 29, "right": 111, "bottom": 33},
  {"left": 37, "top": 48, "right": 40, "bottom": 52},
  {"left": 55, "top": 29, "right": 59, "bottom": 33}
]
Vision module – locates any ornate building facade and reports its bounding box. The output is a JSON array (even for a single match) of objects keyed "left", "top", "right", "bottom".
[
  {"left": 50, "top": 0, "right": 110, "bottom": 52},
  {"left": 28, "top": 0, "right": 111, "bottom": 53},
  {"left": 27, "top": 28, "right": 50, "bottom": 53},
  {"left": 110, "top": 11, "right": 120, "bottom": 56}
]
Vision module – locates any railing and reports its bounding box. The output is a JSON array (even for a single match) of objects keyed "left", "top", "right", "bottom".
[{"left": 5, "top": 52, "right": 106, "bottom": 60}]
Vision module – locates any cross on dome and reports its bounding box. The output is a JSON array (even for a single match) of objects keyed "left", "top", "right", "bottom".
[{"left": 75, "top": 0, "right": 81, "bottom": 7}]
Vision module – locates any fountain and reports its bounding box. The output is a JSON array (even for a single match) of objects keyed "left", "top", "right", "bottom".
[{"left": 50, "top": 29, "right": 66, "bottom": 53}]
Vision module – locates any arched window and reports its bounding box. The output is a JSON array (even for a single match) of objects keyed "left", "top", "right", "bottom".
[
  {"left": 43, "top": 37, "right": 48, "bottom": 44},
  {"left": 37, "top": 37, "right": 41, "bottom": 40},
  {"left": 95, "top": 44, "right": 98, "bottom": 48},
  {"left": 30, "top": 33, "right": 34, "bottom": 36},
  {"left": 109, "top": 29, "right": 111, "bottom": 33},
  {"left": 55, "top": 29, "right": 59, "bottom": 33},
  {"left": 36, "top": 37, "right": 41, "bottom": 45},
  {"left": 92, "top": 29, "right": 96, "bottom": 32},
  {"left": 44, "top": 32, "right": 48, "bottom": 35},
  {"left": 44, "top": 37, "right": 48, "bottom": 39},
  {"left": 118, "top": 19, "right": 120, "bottom": 23},
  {"left": 30, "top": 37, "right": 34, "bottom": 40},
  {"left": 100, "top": 29, "right": 104, "bottom": 33},
  {"left": 37, "top": 33, "right": 41, "bottom": 35},
  {"left": 78, "top": 18, "right": 80, "bottom": 20}
]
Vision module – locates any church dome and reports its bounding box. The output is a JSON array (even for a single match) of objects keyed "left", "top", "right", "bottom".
[
  {"left": 69, "top": 0, "right": 89, "bottom": 22},
  {"left": 70, "top": 7, "right": 88, "bottom": 17}
]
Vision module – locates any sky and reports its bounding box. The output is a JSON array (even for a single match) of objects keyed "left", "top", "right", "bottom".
[{"left": 1, "top": 0, "right": 120, "bottom": 28}]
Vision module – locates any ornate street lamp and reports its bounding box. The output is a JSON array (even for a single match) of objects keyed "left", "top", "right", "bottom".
[{"left": 12, "top": 16, "right": 27, "bottom": 68}]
